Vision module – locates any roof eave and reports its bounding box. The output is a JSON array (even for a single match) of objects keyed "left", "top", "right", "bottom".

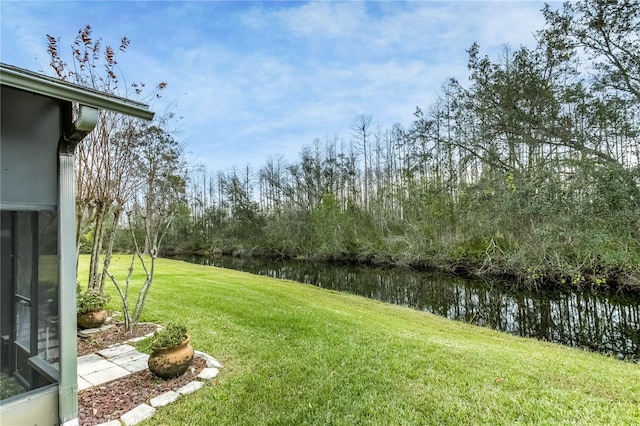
[{"left": 0, "top": 63, "right": 154, "bottom": 121}]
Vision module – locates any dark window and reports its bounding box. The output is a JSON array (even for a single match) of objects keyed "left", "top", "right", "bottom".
[{"left": 1, "top": 210, "right": 59, "bottom": 402}]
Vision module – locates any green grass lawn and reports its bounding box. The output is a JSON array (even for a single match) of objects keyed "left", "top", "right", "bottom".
[{"left": 81, "top": 255, "right": 640, "bottom": 425}]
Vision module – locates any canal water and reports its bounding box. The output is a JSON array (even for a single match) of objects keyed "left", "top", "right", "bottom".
[{"left": 180, "top": 255, "right": 640, "bottom": 361}]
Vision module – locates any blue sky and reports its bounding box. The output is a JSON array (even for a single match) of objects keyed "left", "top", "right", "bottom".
[{"left": 1, "top": 1, "right": 553, "bottom": 172}]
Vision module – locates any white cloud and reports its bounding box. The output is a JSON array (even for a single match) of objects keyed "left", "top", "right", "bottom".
[
  {"left": 1, "top": 1, "right": 556, "bottom": 173},
  {"left": 0, "top": 3, "right": 54, "bottom": 71},
  {"left": 276, "top": 2, "right": 368, "bottom": 39}
]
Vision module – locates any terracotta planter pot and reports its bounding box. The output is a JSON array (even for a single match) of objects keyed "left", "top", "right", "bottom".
[
  {"left": 148, "top": 335, "right": 194, "bottom": 379},
  {"left": 77, "top": 309, "right": 108, "bottom": 329}
]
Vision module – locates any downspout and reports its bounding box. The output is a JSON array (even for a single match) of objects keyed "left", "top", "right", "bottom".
[{"left": 58, "top": 103, "right": 98, "bottom": 426}]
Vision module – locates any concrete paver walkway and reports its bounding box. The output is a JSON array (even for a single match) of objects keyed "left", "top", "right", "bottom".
[{"left": 78, "top": 344, "right": 149, "bottom": 390}]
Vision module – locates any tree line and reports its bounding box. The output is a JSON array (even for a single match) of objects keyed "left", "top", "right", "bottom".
[{"left": 163, "top": 0, "right": 640, "bottom": 291}]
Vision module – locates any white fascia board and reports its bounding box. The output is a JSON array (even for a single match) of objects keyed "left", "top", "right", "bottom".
[{"left": 0, "top": 63, "right": 154, "bottom": 120}]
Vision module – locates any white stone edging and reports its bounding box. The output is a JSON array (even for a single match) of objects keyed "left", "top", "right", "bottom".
[{"left": 91, "top": 323, "right": 223, "bottom": 426}]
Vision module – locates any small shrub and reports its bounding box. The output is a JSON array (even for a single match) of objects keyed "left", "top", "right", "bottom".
[
  {"left": 77, "top": 286, "right": 110, "bottom": 314},
  {"left": 150, "top": 323, "right": 188, "bottom": 350}
]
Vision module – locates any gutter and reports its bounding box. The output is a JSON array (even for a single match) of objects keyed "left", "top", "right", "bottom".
[{"left": 0, "top": 62, "right": 154, "bottom": 120}]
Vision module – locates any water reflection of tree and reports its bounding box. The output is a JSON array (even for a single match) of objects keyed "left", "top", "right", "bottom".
[{"left": 198, "top": 256, "right": 640, "bottom": 360}]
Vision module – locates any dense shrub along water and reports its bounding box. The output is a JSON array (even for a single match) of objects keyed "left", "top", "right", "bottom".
[{"left": 158, "top": 177, "right": 640, "bottom": 294}]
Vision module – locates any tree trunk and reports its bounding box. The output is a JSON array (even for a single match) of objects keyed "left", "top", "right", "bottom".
[
  {"left": 88, "top": 204, "right": 107, "bottom": 291},
  {"left": 99, "top": 206, "right": 122, "bottom": 293}
]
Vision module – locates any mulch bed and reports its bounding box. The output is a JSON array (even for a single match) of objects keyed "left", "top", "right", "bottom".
[
  {"left": 77, "top": 321, "right": 208, "bottom": 426},
  {"left": 77, "top": 321, "right": 157, "bottom": 357}
]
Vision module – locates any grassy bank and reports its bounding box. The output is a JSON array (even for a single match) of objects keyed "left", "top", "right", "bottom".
[{"left": 82, "top": 255, "right": 640, "bottom": 425}]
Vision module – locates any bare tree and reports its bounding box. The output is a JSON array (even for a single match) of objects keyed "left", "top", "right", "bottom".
[
  {"left": 47, "top": 25, "right": 166, "bottom": 291},
  {"left": 105, "top": 124, "right": 186, "bottom": 332},
  {"left": 351, "top": 114, "right": 373, "bottom": 211}
]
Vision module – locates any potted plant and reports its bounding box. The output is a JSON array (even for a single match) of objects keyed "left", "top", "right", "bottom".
[
  {"left": 77, "top": 286, "right": 110, "bottom": 329},
  {"left": 147, "top": 323, "right": 194, "bottom": 379}
]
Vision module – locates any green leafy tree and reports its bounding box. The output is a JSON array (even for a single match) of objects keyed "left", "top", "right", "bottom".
[{"left": 542, "top": 0, "right": 640, "bottom": 101}]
